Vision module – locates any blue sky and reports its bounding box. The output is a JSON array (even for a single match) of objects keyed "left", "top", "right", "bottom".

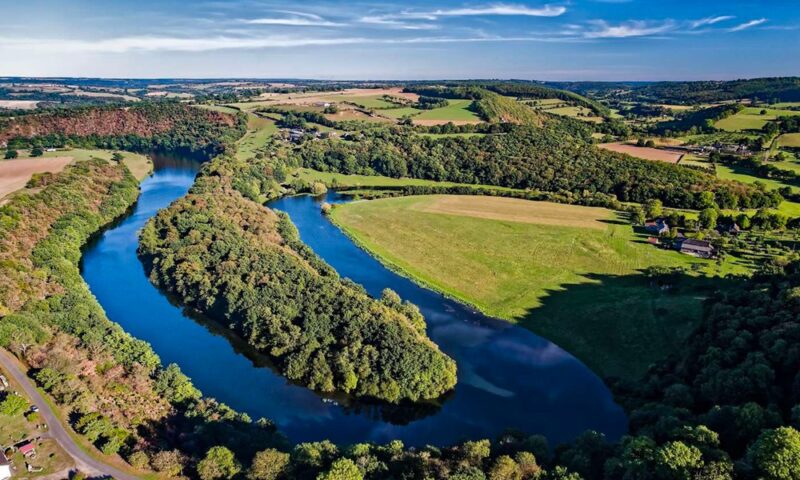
[{"left": 0, "top": 0, "right": 797, "bottom": 80}]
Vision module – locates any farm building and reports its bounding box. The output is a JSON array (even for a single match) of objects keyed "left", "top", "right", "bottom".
[
  {"left": 678, "top": 239, "right": 715, "bottom": 258},
  {"left": 17, "top": 443, "right": 35, "bottom": 458},
  {"left": 645, "top": 219, "right": 670, "bottom": 236},
  {"left": 0, "top": 452, "right": 10, "bottom": 480}
]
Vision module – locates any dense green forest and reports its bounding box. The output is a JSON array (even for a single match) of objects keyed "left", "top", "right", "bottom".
[
  {"left": 139, "top": 153, "right": 457, "bottom": 403},
  {"left": 600, "top": 78, "right": 800, "bottom": 104},
  {"left": 286, "top": 125, "right": 780, "bottom": 210}
]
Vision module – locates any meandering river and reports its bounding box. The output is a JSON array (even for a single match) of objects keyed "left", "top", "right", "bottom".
[{"left": 81, "top": 154, "right": 627, "bottom": 446}]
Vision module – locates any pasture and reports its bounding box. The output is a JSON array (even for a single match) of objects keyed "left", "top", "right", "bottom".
[
  {"left": 715, "top": 106, "right": 800, "bottom": 132},
  {"left": 545, "top": 106, "right": 604, "bottom": 123},
  {"left": 236, "top": 114, "right": 278, "bottom": 161},
  {"left": 598, "top": 142, "right": 683, "bottom": 163},
  {"left": 779, "top": 133, "right": 800, "bottom": 147},
  {"left": 330, "top": 194, "right": 740, "bottom": 379},
  {"left": 412, "top": 99, "right": 482, "bottom": 125},
  {"left": 0, "top": 100, "right": 39, "bottom": 109}
]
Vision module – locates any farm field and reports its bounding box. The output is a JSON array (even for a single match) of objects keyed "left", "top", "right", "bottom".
[
  {"left": 715, "top": 106, "right": 800, "bottom": 132},
  {"left": 378, "top": 107, "right": 424, "bottom": 119},
  {"left": 716, "top": 164, "right": 799, "bottom": 192},
  {"left": 412, "top": 99, "right": 482, "bottom": 125},
  {"left": 236, "top": 113, "right": 278, "bottom": 161},
  {"left": 779, "top": 132, "right": 800, "bottom": 147},
  {"left": 0, "top": 100, "right": 39, "bottom": 109},
  {"left": 194, "top": 104, "right": 240, "bottom": 115},
  {"left": 598, "top": 142, "right": 683, "bottom": 163},
  {"left": 330, "top": 194, "right": 744, "bottom": 379},
  {"left": 0, "top": 149, "right": 151, "bottom": 201},
  {"left": 545, "top": 106, "right": 604, "bottom": 123}
]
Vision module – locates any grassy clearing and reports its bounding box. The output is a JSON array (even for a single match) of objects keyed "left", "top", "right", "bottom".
[
  {"left": 545, "top": 106, "right": 604, "bottom": 123},
  {"left": 293, "top": 168, "right": 504, "bottom": 189},
  {"left": 331, "top": 195, "right": 746, "bottom": 379},
  {"left": 236, "top": 113, "right": 278, "bottom": 161},
  {"left": 417, "top": 132, "right": 487, "bottom": 139},
  {"left": 337, "top": 95, "right": 398, "bottom": 109},
  {"left": 194, "top": 104, "right": 240, "bottom": 115},
  {"left": 716, "top": 164, "right": 799, "bottom": 192},
  {"left": 413, "top": 100, "right": 481, "bottom": 123},
  {"left": 779, "top": 133, "right": 800, "bottom": 147},
  {"left": 379, "top": 107, "right": 424, "bottom": 119},
  {"left": 715, "top": 107, "right": 800, "bottom": 132}
]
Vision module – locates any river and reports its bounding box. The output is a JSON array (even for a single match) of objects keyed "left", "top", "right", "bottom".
[{"left": 81, "top": 153, "right": 627, "bottom": 446}]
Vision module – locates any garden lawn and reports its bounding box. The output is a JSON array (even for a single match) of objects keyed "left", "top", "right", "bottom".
[{"left": 331, "top": 195, "right": 744, "bottom": 379}]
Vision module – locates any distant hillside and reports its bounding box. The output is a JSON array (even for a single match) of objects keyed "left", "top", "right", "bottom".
[
  {"left": 0, "top": 103, "right": 244, "bottom": 155},
  {"left": 402, "top": 85, "right": 546, "bottom": 125},
  {"left": 551, "top": 77, "right": 800, "bottom": 105}
]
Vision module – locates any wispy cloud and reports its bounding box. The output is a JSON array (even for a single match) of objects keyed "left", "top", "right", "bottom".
[
  {"left": 242, "top": 11, "right": 345, "bottom": 27},
  {"left": 690, "top": 15, "right": 734, "bottom": 29},
  {"left": 0, "top": 33, "right": 590, "bottom": 54},
  {"left": 582, "top": 20, "right": 675, "bottom": 38},
  {"left": 729, "top": 18, "right": 767, "bottom": 32},
  {"left": 360, "top": 3, "right": 566, "bottom": 28}
]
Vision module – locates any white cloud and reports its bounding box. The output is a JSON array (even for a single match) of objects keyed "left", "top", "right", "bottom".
[
  {"left": 0, "top": 33, "right": 589, "bottom": 54},
  {"left": 582, "top": 20, "right": 675, "bottom": 38},
  {"left": 690, "top": 15, "right": 734, "bottom": 29},
  {"left": 242, "top": 11, "right": 345, "bottom": 27},
  {"left": 360, "top": 3, "right": 566, "bottom": 28},
  {"left": 729, "top": 18, "right": 767, "bottom": 32}
]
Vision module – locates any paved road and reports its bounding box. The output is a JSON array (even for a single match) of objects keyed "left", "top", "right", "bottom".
[{"left": 0, "top": 348, "right": 138, "bottom": 480}]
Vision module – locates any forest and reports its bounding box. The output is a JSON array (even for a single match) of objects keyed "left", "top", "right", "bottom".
[
  {"left": 285, "top": 125, "right": 781, "bottom": 210},
  {"left": 139, "top": 153, "right": 457, "bottom": 403}
]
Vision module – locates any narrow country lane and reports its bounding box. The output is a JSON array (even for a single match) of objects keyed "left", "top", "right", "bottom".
[{"left": 0, "top": 348, "right": 139, "bottom": 480}]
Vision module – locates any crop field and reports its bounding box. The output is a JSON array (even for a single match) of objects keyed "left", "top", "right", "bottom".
[
  {"left": 0, "top": 156, "right": 73, "bottom": 199},
  {"left": 0, "top": 100, "right": 40, "bottom": 109},
  {"left": 598, "top": 142, "right": 683, "bottom": 163},
  {"left": 331, "top": 194, "right": 742, "bottom": 379},
  {"left": 779, "top": 133, "right": 800, "bottom": 147},
  {"left": 412, "top": 99, "right": 482, "bottom": 125}
]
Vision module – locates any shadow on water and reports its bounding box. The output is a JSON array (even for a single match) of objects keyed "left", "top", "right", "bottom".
[{"left": 82, "top": 165, "right": 631, "bottom": 447}]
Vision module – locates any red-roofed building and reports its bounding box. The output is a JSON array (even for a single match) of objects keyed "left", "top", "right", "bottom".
[{"left": 18, "top": 442, "right": 35, "bottom": 457}]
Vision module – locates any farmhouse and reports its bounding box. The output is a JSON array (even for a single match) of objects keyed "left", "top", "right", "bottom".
[
  {"left": 17, "top": 443, "right": 35, "bottom": 458},
  {"left": 678, "top": 239, "right": 715, "bottom": 258},
  {"left": 0, "top": 452, "right": 10, "bottom": 480},
  {"left": 645, "top": 219, "right": 670, "bottom": 236}
]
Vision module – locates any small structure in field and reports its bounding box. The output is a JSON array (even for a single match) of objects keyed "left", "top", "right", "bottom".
[
  {"left": 0, "top": 452, "right": 11, "bottom": 480},
  {"left": 678, "top": 239, "right": 715, "bottom": 258},
  {"left": 17, "top": 442, "right": 35, "bottom": 458}
]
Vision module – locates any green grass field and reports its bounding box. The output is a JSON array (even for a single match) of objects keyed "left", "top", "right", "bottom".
[
  {"left": 194, "top": 104, "right": 240, "bottom": 115},
  {"left": 335, "top": 95, "right": 398, "bottom": 109},
  {"left": 379, "top": 107, "right": 424, "bottom": 119},
  {"left": 292, "top": 168, "right": 512, "bottom": 190},
  {"left": 413, "top": 99, "right": 481, "bottom": 123},
  {"left": 331, "top": 194, "right": 746, "bottom": 379},
  {"left": 715, "top": 107, "right": 800, "bottom": 132},
  {"left": 779, "top": 133, "right": 800, "bottom": 147},
  {"left": 716, "top": 164, "right": 799, "bottom": 192},
  {"left": 544, "top": 106, "right": 604, "bottom": 123},
  {"left": 236, "top": 113, "right": 278, "bottom": 161}
]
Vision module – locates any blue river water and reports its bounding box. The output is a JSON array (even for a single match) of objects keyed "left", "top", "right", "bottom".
[{"left": 80, "top": 154, "right": 627, "bottom": 446}]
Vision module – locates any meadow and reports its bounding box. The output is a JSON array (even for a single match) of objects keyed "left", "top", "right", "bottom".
[
  {"left": 330, "top": 194, "right": 745, "bottom": 379},
  {"left": 235, "top": 113, "right": 278, "bottom": 161},
  {"left": 412, "top": 99, "right": 482, "bottom": 125},
  {"left": 778, "top": 132, "right": 800, "bottom": 147},
  {"left": 714, "top": 106, "right": 800, "bottom": 131}
]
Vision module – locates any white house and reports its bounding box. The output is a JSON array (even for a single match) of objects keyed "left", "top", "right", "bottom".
[{"left": 0, "top": 451, "right": 12, "bottom": 480}]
